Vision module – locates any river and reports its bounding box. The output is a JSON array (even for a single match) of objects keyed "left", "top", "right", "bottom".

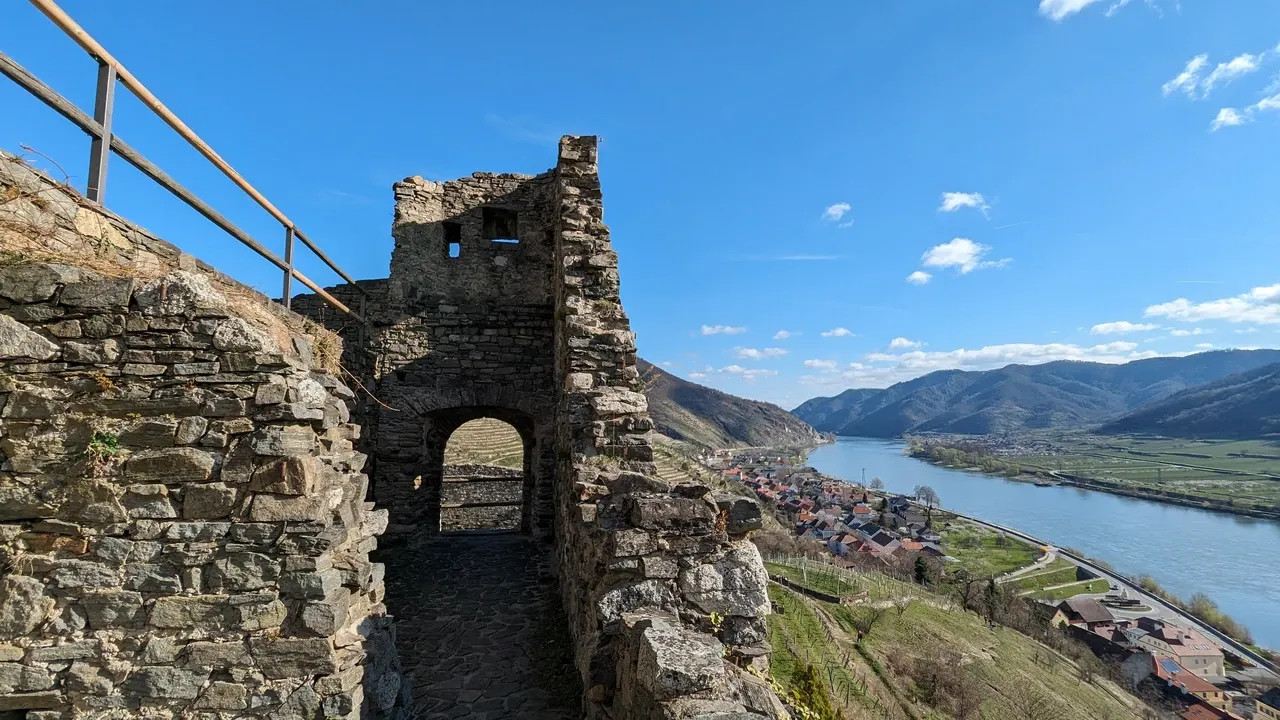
[{"left": 807, "top": 436, "right": 1280, "bottom": 650}]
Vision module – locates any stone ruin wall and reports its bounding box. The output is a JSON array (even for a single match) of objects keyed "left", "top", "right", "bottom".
[
  {"left": 291, "top": 170, "right": 559, "bottom": 537},
  {"left": 298, "top": 137, "right": 787, "bottom": 718},
  {"left": 549, "top": 137, "right": 785, "bottom": 720},
  {"left": 0, "top": 150, "right": 409, "bottom": 719}
]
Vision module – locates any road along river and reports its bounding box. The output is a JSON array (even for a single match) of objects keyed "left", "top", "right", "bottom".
[{"left": 807, "top": 436, "right": 1280, "bottom": 651}]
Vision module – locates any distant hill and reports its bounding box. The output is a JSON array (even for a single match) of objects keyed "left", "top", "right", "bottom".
[
  {"left": 1100, "top": 361, "right": 1280, "bottom": 439},
  {"left": 793, "top": 350, "right": 1280, "bottom": 438},
  {"left": 638, "top": 359, "right": 823, "bottom": 449}
]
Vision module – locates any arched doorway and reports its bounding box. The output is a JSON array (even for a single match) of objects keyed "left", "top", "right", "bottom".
[
  {"left": 412, "top": 405, "right": 548, "bottom": 536},
  {"left": 440, "top": 417, "right": 527, "bottom": 533}
]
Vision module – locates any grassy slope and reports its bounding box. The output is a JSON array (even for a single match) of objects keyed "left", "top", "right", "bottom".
[
  {"left": 443, "top": 418, "right": 524, "bottom": 469},
  {"left": 765, "top": 559, "right": 1144, "bottom": 720}
]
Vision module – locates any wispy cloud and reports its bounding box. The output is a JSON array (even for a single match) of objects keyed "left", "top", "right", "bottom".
[
  {"left": 701, "top": 324, "right": 748, "bottom": 336},
  {"left": 1041, "top": 0, "right": 1164, "bottom": 21},
  {"left": 1145, "top": 283, "right": 1280, "bottom": 325},
  {"left": 1176, "top": 280, "right": 1223, "bottom": 285},
  {"left": 1090, "top": 321, "right": 1161, "bottom": 335},
  {"left": 993, "top": 221, "right": 1031, "bottom": 231},
  {"left": 938, "top": 192, "right": 989, "bottom": 216},
  {"left": 821, "top": 327, "right": 855, "bottom": 338},
  {"left": 773, "top": 330, "right": 797, "bottom": 340},
  {"left": 906, "top": 271, "right": 932, "bottom": 286},
  {"left": 1195, "top": 343, "right": 1216, "bottom": 350},
  {"left": 803, "top": 359, "right": 839, "bottom": 371},
  {"left": 1163, "top": 54, "right": 1209, "bottom": 98},
  {"left": 920, "top": 238, "right": 1011, "bottom": 274},
  {"left": 483, "top": 113, "right": 567, "bottom": 146},
  {"left": 822, "top": 202, "right": 852, "bottom": 226},
  {"left": 1202, "top": 53, "right": 1263, "bottom": 95},
  {"left": 1170, "top": 328, "right": 1212, "bottom": 337},
  {"left": 731, "top": 255, "right": 844, "bottom": 262},
  {"left": 888, "top": 337, "right": 922, "bottom": 350},
  {"left": 734, "top": 347, "right": 788, "bottom": 360},
  {"left": 1212, "top": 93, "right": 1280, "bottom": 131},
  {"left": 718, "top": 364, "right": 778, "bottom": 381}
]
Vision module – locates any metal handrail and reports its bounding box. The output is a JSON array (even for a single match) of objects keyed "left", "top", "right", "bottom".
[{"left": 2, "top": 0, "right": 367, "bottom": 322}]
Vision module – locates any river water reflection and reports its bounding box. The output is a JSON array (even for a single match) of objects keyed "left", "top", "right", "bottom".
[{"left": 807, "top": 436, "right": 1280, "bottom": 649}]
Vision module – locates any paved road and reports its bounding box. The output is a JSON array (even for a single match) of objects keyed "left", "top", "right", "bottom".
[
  {"left": 946, "top": 509, "right": 1279, "bottom": 680},
  {"left": 378, "top": 534, "right": 582, "bottom": 719}
]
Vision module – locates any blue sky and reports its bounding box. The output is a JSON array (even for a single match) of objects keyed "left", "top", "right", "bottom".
[{"left": 3, "top": 0, "right": 1279, "bottom": 408}]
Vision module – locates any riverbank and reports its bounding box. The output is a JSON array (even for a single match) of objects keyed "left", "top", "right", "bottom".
[
  {"left": 905, "top": 439, "right": 1280, "bottom": 522},
  {"left": 807, "top": 437, "right": 1280, "bottom": 652}
]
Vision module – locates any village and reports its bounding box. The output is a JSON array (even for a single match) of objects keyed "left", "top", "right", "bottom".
[{"left": 703, "top": 448, "right": 1280, "bottom": 720}]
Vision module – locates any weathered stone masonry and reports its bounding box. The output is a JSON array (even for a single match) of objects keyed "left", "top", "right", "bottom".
[
  {"left": 0, "top": 150, "right": 408, "bottom": 719},
  {"left": 298, "top": 137, "right": 787, "bottom": 719}
]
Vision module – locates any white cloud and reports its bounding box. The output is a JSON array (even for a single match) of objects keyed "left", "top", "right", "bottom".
[
  {"left": 1144, "top": 283, "right": 1280, "bottom": 325},
  {"left": 688, "top": 372, "right": 708, "bottom": 380},
  {"left": 1170, "top": 328, "right": 1212, "bottom": 337},
  {"left": 660, "top": 361, "right": 676, "bottom": 368},
  {"left": 734, "top": 347, "right": 787, "bottom": 360},
  {"left": 889, "top": 337, "right": 922, "bottom": 350},
  {"left": 718, "top": 365, "right": 777, "bottom": 381},
  {"left": 701, "top": 324, "right": 747, "bottom": 336},
  {"left": 1236, "top": 327, "right": 1259, "bottom": 334},
  {"left": 1195, "top": 343, "right": 1215, "bottom": 350},
  {"left": 821, "top": 327, "right": 855, "bottom": 338},
  {"left": 822, "top": 203, "right": 852, "bottom": 223},
  {"left": 1039, "top": 0, "right": 1105, "bottom": 21},
  {"left": 1043, "top": 0, "right": 1164, "bottom": 21},
  {"left": 1163, "top": 54, "right": 1209, "bottom": 97},
  {"left": 1216, "top": 93, "right": 1280, "bottom": 130},
  {"left": 938, "top": 192, "right": 989, "bottom": 215},
  {"left": 1090, "top": 321, "right": 1161, "bottom": 335},
  {"left": 804, "top": 359, "right": 839, "bottom": 371},
  {"left": 921, "top": 238, "right": 1011, "bottom": 274},
  {"left": 1211, "top": 107, "right": 1248, "bottom": 131},
  {"left": 773, "top": 330, "right": 795, "bottom": 340},
  {"left": 1202, "top": 53, "right": 1262, "bottom": 95},
  {"left": 906, "top": 271, "right": 932, "bottom": 286}
]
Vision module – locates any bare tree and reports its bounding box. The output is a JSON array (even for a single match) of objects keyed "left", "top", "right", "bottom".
[
  {"left": 1006, "top": 687, "right": 1069, "bottom": 720},
  {"left": 869, "top": 477, "right": 885, "bottom": 490},
  {"left": 914, "top": 484, "right": 941, "bottom": 525}
]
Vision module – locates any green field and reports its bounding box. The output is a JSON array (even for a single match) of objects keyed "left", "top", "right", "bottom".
[
  {"left": 938, "top": 523, "right": 1042, "bottom": 578},
  {"left": 1026, "top": 579, "right": 1111, "bottom": 603},
  {"left": 1012, "top": 435, "right": 1280, "bottom": 511}
]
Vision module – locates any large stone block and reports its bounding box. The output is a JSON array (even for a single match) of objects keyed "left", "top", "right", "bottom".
[
  {"left": 123, "top": 666, "right": 209, "bottom": 700},
  {"left": 0, "top": 315, "right": 59, "bottom": 361},
  {"left": 125, "top": 447, "right": 214, "bottom": 484},
  {"left": 627, "top": 496, "right": 717, "bottom": 535},
  {"left": 134, "top": 271, "right": 229, "bottom": 317},
  {"left": 250, "top": 455, "right": 328, "bottom": 496},
  {"left": 249, "top": 637, "right": 337, "bottom": 679},
  {"left": 183, "top": 482, "right": 237, "bottom": 519},
  {"left": 629, "top": 613, "right": 725, "bottom": 702},
  {"left": 677, "top": 544, "right": 770, "bottom": 618},
  {"left": 250, "top": 425, "right": 316, "bottom": 456}
]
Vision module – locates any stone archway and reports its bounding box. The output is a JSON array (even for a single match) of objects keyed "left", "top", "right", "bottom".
[{"left": 422, "top": 407, "right": 537, "bottom": 534}]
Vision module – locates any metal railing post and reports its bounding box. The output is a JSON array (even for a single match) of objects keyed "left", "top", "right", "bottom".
[
  {"left": 86, "top": 60, "right": 115, "bottom": 202},
  {"left": 282, "top": 226, "right": 294, "bottom": 309}
]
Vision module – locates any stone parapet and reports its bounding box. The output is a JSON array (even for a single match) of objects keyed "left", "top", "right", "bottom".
[{"left": 0, "top": 151, "right": 409, "bottom": 719}]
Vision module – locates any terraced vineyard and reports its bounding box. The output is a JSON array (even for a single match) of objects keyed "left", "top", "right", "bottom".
[{"left": 443, "top": 418, "right": 525, "bottom": 469}]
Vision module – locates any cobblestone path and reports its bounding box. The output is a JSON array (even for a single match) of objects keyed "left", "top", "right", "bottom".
[{"left": 379, "top": 534, "right": 582, "bottom": 719}]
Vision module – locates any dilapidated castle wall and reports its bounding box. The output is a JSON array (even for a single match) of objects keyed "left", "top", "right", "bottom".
[
  {"left": 297, "top": 137, "right": 785, "bottom": 719},
  {"left": 0, "top": 151, "right": 409, "bottom": 719}
]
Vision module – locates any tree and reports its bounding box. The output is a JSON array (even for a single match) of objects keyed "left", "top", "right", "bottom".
[
  {"left": 1007, "top": 687, "right": 1069, "bottom": 720},
  {"left": 914, "top": 555, "right": 933, "bottom": 586},
  {"left": 792, "top": 664, "right": 840, "bottom": 720},
  {"left": 914, "top": 484, "right": 941, "bottom": 525},
  {"left": 869, "top": 477, "right": 885, "bottom": 490}
]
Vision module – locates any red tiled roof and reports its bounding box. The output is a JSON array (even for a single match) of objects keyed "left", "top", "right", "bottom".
[
  {"left": 1180, "top": 702, "right": 1241, "bottom": 719},
  {"left": 1153, "top": 656, "right": 1217, "bottom": 695}
]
